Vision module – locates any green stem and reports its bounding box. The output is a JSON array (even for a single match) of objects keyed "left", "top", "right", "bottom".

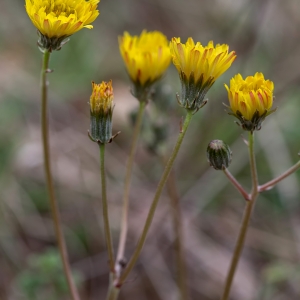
[
  {"left": 220, "top": 132, "right": 259, "bottom": 300},
  {"left": 115, "top": 101, "right": 146, "bottom": 271},
  {"left": 118, "top": 110, "right": 194, "bottom": 285},
  {"left": 106, "top": 273, "right": 120, "bottom": 300},
  {"left": 106, "top": 285, "right": 120, "bottom": 300},
  {"left": 41, "top": 51, "right": 80, "bottom": 300},
  {"left": 249, "top": 132, "right": 259, "bottom": 194},
  {"left": 99, "top": 143, "right": 115, "bottom": 272}
]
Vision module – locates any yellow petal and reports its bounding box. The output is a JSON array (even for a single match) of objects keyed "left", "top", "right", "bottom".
[{"left": 25, "top": 0, "right": 100, "bottom": 38}]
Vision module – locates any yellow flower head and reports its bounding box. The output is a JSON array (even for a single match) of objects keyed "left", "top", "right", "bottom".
[
  {"left": 89, "top": 81, "right": 114, "bottom": 144},
  {"left": 171, "top": 38, "right": 236, "bottom": 84},
  {"left": 170, "top": 37, "right": 236, "bottom": 113},
  {"left": 25, "top": 0, "right": 100, "bottom": 50},
  {"left": 225, "top": 72, "right": 275, "bottom": 131},
  {"left": 119, "top": 30, "right": 171, "bottom": 100},
  {"left": 90, "top": 80, "right": 114, "bottom": 115}
]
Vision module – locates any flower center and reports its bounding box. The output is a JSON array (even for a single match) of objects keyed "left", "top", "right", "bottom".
[
  {"left": 238, "top": 81, "right": 263, "bottom": 93},
  {"left": 45, "top": 2, "right": 76, "bottom": 17}
]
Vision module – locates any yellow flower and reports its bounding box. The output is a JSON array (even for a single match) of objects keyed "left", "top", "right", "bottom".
[
  {"left": 225, "top": 72, "right": 275, "bottom": 131},
  {"left": 119, "top": 30, "right": 171, "bottom": 101},
  {"left": 89, "top": 81, "right": 114, "bottom": 143},
  {"left": 90, "top": 81, "right": 114, "bottom": 115},
  {"left": 25, "top": 0, "right": 100, "bottom": 50},
  {"left": 170, "top": 37, "right": 236, "bottom": 113}
]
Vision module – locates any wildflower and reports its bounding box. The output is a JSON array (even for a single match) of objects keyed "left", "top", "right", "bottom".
[
  {"left": 225, "top": 72, "right": 275, "bottom": 131},
  {"left": 170, "top": 37, "right": 236, "bottom": 113},
  {"left": 89, "top": 80, "right": 114, "bottom": 144},
  {"left": 25, "top": 0, "right": 100, "bottom": 51},
  {"left": 119, "top": 30, "right": 171, "bottom": 102},
  {"left": 207, "top": 140, "right": 232, "bottom": 170}
]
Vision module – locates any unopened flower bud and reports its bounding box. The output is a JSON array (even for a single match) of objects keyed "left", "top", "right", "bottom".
[
  {"left": 89, "top": 80, "right": 114, "bottom": 144},
  {"left": 207, "top": 140, "right": 232, "bottom": 170}
]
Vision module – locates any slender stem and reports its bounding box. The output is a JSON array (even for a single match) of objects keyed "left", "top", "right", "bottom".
[
  {"left": 99, "top": 144, "right": 115, "bottom": 271},
  {"left": 115, "top": 101, "right": 146, "bottom": 271},
  {"left": 106, "top": 285, "right": 120, "bottom": 300},
  {"left": 220, "top": 199, "right": 256, "bottom": 300},
  {"left": 166, "top": 167, "right": 189, "bottom": 300},
  {"left": 223, "top": 168, "right": 250, "bottom": 201},
  {"left": 220, "top": 132, "right": 259, "bottom": 300},
  {"left": 106, "top": 273, "right": 120, "bottom": 300},
  {"left": 259, "top": 160, "right": 300, "bottom": 192},
  {"left": 41, "top": 51, "right": 80, "bottom": 300},
  {"left": 248, "top": 132, "right": 259, "bottom": 194},
  {"left": 118, "top": 110, "right": 194, "bottom": 285}
]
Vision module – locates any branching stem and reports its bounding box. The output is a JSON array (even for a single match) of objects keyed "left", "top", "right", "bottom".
[{"left": 220, "top": 132, "right": 258, "bottom": 300}]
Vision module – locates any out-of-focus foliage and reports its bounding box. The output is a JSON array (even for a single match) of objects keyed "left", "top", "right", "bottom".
[
  {"left": 16, "top": 248, "right": 82, "bottom": 300},
  {"left": 1, "top": 0, "right": 300, "bottom": 299}
]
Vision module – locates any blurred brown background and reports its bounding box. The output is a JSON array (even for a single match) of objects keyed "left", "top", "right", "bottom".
[{"left": 1, "top": 0, "right": 300, "bottom": 299}]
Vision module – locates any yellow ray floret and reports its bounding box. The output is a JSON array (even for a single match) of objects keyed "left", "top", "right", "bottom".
[
  {"left": 25, "top": 0, "right": 100, "bottom": 38},
  {"left": 119, "top": 30, "right": 171, "bottom": 86},
  {"left": 170, "top": 37, "right": 236, "bottom": 84},
  {"left": 225, "top": 72, "right": 274, "bottom": 121},
  {"left": 90, "top": 80, "right": 114, "bottom": 115}
]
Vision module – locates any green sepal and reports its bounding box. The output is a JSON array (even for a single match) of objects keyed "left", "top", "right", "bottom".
[
  {"left": 177, "top": 71, "right": 214, "bottom": 114},
  {"left": 227, "top": 106, "right": 277, "bottom": 132},
  {"left": 130, "top": 76, "right": 163, "bottom": 103},
  {"left": 37, "top": 31, "right": 70, "bottom": 53},
  {"left": 89, "top": 107, "right": 113, "bottom": 144}
]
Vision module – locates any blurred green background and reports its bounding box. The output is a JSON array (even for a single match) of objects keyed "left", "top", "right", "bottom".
[{"left": 1, "top": 0, "right": 300, "bottom": 299}]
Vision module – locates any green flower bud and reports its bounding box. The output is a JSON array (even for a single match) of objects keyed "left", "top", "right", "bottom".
[{"left": 207, "top": 140, "right": 232, "bottom": 170}]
